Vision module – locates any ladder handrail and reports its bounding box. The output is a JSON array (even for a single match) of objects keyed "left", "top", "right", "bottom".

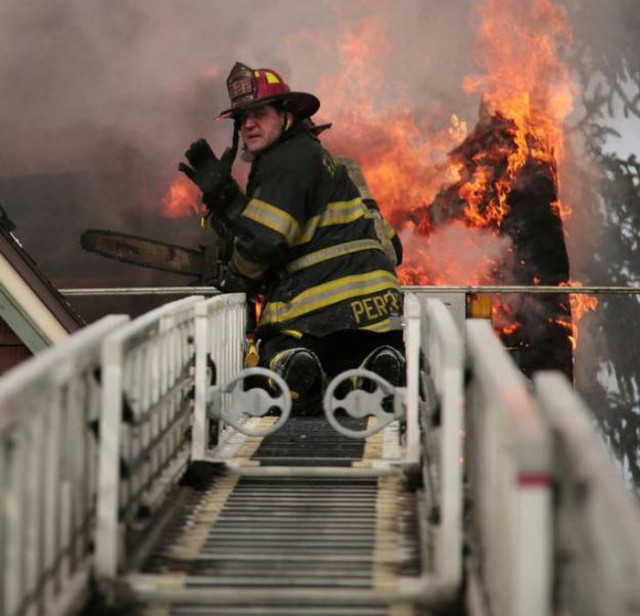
[
  {"left": 95, "top": 296, "right": 203, "bottom": 580},
  {"left": 423, "top": 297, "right": 464, "bottom": 589},
  {"left": 465, "top": 318, "right": 552, "bottom": 616},
  {"left": 4, "top": 290, "right": 640, "bottom": 615},
  {"left": 192, "top": 293, "right": 246, "bottom": 460},
  {"left": 0, "top": 315, "right": 128, "bottom": 616},
  {"left": 535, "top": 372, "right": 640, "bottom": 616}
]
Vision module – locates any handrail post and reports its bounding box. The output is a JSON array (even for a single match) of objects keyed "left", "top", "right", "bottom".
[
  {"left": 465, "top": 319, "right": 552, "bottom": 616},
  {"left": 95, "top": 337, "right": 123, "bottom": 580},
  {"left": 403, "top": 293, "right": 421, "bottom": 467},
  {"left": 191, "top": 301, "right": 208, "bottom": 461}
]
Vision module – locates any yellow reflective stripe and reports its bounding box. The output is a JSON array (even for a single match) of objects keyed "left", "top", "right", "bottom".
[
  {"left": 243, "top": 199, "right": 301, "bottom": 245},
  {"left": 383, "top": 221, "right": 396, "bottom": 239},
  {"left": 261, "top": 271, "right": 399, "bottom": 324},
  {"left": 298, "top": 198, "right": 369, "bottom": 244},
  {"left": 360, "top": 318, "right": 394, "bottom": 332},
  {"left": 286, "top": 239, "right": 383, "bottom": 274},
  {"left": 232, "top": 250, "right": 268, "bottom": 280},
  {"left": 282, "top": 329, "right": 303, "bottom": 339},
  {"left": 269, "top": 350, "right": 290, "bottom": 371}
]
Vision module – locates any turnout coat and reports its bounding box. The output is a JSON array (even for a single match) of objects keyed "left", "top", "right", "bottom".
[{"left": 226, "top": 123, "right": 403, "bottom": 339}]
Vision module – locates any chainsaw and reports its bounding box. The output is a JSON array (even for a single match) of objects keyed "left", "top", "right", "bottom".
[
  {"left": 79, "top": 228, "right": 225, "bottom": 284},
  {"left": 80, "top": 228, "right": 265, "bottom": 365}
]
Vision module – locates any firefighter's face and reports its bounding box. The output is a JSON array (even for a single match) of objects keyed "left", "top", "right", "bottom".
[{"left": 239, "top": 105, "right": 289, "bottom": 155}]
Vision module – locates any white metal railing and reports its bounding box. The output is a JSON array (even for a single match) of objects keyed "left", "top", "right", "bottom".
[
  {"left": 534, "top": 372, "right": 640, "bottom": 616},
  {"left": 192, "top": 293, "right": 246, "bottom": 460},
  {"left": 95, "top": 296, "right": 203, "bottom": 581},
  {"left": 393, "top": 294, "right": 464, "bottom": 608},
  {"left": 0, "top": 315, "right": 128, "bottom": 616},
  {"left": 465, "top": 318, "right": 552, "bottom": 616},
  {"left": 420, "top": 296, "right": 464, "bottom": 592},
  {"left": 7, "top": 289, "right": 640, "bottom": 615}
]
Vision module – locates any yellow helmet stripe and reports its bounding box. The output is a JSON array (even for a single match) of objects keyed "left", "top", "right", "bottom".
[{"left": 264, "top": 71, "right": 281, "bottom": 84}]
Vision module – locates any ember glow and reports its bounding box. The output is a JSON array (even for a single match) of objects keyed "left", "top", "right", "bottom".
[{"left": 161, "top": 174, "right": 202, "bottom": 218}]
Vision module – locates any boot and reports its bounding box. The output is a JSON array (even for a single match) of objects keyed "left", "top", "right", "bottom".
[
  {"left": 362, "top": 345, "right": 406, "bottom": 387},
  {"left": 269, "top": 348, "right": 326, "bottom": 415}
]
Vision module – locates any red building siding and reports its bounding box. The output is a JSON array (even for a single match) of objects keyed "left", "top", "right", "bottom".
[{"left": 0, "top": 317, "right": 32, "bottom": 374}]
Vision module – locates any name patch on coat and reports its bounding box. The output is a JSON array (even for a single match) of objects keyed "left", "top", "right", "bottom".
[{"left": 350, "top": 290, "right": 401, "bottom": 325}]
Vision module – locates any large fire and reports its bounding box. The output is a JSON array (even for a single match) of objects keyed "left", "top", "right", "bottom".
[
  {"left": 318, "top": 0, "right": 577, "bottom": 279},
  {"left": 313, "top": 0, "right": 597, "bottom": 375},
  {"left": 159, "top": 0, "right": 598, "bottom": 370}
]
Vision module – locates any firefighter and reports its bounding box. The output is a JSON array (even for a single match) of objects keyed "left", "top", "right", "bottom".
[{"left": 179, "top": 62, "right": 405, "bottom": 413}]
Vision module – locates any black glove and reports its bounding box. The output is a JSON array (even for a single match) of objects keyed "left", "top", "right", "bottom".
[
  {"left": 178, "top": 126, "right": 240, "bottom": 209},
  {"left": 220, "top": 265, "right": 262, "bottom": 299}
]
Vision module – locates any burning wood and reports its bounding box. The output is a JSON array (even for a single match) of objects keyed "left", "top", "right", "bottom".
[{"left": 400, "top": 103, "right": 574, "bottom": 378}]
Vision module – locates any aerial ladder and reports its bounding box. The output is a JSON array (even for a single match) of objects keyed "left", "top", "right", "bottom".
[{"left": 2, "top": 290, "right": 640, "bottom": 615}]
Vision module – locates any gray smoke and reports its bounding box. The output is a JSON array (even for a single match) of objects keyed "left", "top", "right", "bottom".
[
  {"left": 0, "top": 0, "right": 477, "bottom": 178},
  {"left": 0, "top": 0, "right": 636, "bottom": 323}
]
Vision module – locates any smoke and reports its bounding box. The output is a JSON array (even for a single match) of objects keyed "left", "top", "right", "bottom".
[
  {"left": 400, "top": 221, "right": 514, "bottom": 285},
  {"left": 0, "top": 0, "right": 476, "bottom": 178},
  {"left": 0, "top": 0, "right": 632, "bottom": 312},
  {"left": 0, "top": 0, "right": 480, "bottom": 296}
]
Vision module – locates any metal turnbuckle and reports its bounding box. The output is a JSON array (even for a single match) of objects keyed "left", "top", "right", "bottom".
[
  {"left": 207, "top": 367, "right": 292, "bottom": 436},
  {"left": 323, "top": 368, "right": 405, "bottom": 438}
]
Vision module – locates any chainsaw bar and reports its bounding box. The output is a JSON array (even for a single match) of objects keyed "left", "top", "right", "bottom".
[{"left": 80, "top": 228, "right": 218, "bottom": 279}]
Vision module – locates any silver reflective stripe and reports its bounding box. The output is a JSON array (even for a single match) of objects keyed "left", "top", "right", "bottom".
[
  {"left": 286, "top": 239, "right": 383, "bottom": 274},
  {"left": 297, "top": 198, "right": 369, "bottom": 245},
  {"left": 243, "top": 198, "right": 301, "bottom": 245}
]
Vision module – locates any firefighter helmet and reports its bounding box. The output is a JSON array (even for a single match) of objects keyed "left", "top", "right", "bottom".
[{"left": 216, "top": 62, "right": 320, "bottom": 121}]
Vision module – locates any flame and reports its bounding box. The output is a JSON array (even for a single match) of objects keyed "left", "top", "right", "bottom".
[
  {"left": 555, "top": 281, "right": 599, "bottom": 348},
  {"left": 161, "top": 174, "right": 202, "bottom": 218},
  {"left": 154, "top": 1, "right": 590, "bottom": 360},
  {"left": 551, "top": 199, "right": 572, "bottom": 221},
  {"left": 455, "top": 0, "right": 576, "bottom": 230},
  {"left": 309, "top": 15, "right": 464, "bottom": 232},
  {"left": 289, "top": 3, "right": 585, "bottom": 357},
  {"left": 303, "top": 1, "right": 579, "bottom": 298},
  {"left": 493, "top": 299, "right": 523, "bottom": 336}
]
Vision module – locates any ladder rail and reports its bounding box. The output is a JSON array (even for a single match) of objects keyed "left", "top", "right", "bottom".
[
  {"left": 420, "top": 296, "right": 465, "bottom": 592},
  {"left": 0, "top": 315, "right": 128, "bottom": 616},
  {"left": 535, "top": 372, "right": 640, "bottom": 616},
  {"left": 465, "top": 319, "right": 552, "bottom": 616},
  {"left": 95, "top": 296, "right": 203, "bottom": 581},
  {"left": 192, "top": 293, "right": 246, "bottom": 461}
]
